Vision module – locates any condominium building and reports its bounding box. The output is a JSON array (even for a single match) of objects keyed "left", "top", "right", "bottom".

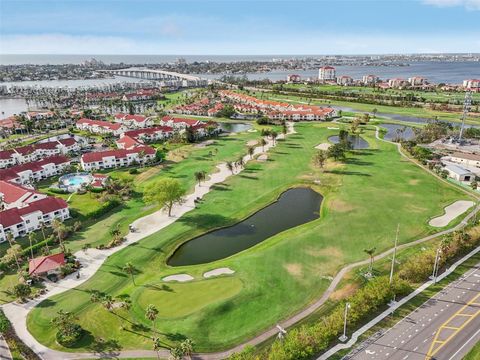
[
  {"left": 318, "top": 66, "right": 336, "bottom": 81},
  {"left": 80, "top": 146, "right": 156, "bottom": 171},
  {"left": 0, "top": 197, "right": 70, "bottom": 242}
]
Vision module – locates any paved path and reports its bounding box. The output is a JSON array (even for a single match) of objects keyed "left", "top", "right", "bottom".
[
  {"left": 0, "top": 336, "right": 12, "bottom": 360},
  {"left": 348, "top": 261, "right": 480, "bottom": 360},
  {"left": 3, "top": 123, "right": 480, "bottom": 360}
]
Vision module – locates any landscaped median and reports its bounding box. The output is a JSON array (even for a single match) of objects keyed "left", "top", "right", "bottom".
[{"left": 24, "top": 123, "right": 473, "bottom": 355}]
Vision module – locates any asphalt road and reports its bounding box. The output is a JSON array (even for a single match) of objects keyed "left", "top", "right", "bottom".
[{"left": 348, "top": 262, "right": 480, "bottom": 360}]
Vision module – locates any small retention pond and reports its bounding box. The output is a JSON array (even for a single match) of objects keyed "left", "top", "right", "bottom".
[
  {"left": 219, "top": 122, "right": 252, "bottom": 133},
  {"left": 328, "top": 135, "right": 370, "bottom": 149},
  {"left": 168, "top": 187, "right": 322, "bottom": 266},
  {"left": 380, "top": 123, "right": 415, "bottom": 142}
]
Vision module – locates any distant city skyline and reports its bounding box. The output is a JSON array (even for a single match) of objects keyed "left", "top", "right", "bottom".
[{"left": 1, "top": 0, "right": 480, "bottom": 55}]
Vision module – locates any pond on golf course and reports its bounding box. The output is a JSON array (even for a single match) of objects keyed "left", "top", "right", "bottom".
[
  {"left": 219, "top": 122, "right": 252, "bottom": 133},
  {"left": 328, "top": 135, "right": 370, "bottom": 149},
  {"left": 168, "top": 187, "right": 322, "bottom": 266},
  {"left": 380, "top": 123, "right": 415, "bottom": 142}
]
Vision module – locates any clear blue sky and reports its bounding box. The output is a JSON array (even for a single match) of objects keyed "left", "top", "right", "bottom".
[{"left": 1, "top": 0, "right": 479, "bottom": 54}]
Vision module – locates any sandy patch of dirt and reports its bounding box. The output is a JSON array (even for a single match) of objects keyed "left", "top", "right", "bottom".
[
  {"left": 247, "top": 140, "right": 258, "bottom": 146},
  {"left": 284, "top": 263, "right": 303, "bottom": 277},
  {"left": 306, "top": 246, "right": 343, "bottom": 259},
  {"left": 409, "top": 179, "right": 420, "bottom": 185},
  {"left": 330, "top": 283, "right": 359, "bottom": 301},
  {"left": 329, "top": 199, "right": 355, "bottom": 212}
]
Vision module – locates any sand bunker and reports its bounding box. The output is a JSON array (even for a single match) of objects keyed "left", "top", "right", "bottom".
[
  {"left": 315, "top": 143, "right": 331, "bottom": 150},
  {"left": 163, "top": 274, "right": 194, "bottom": 282},
  {"left": 247, "top": 140, "right": 258, "bottom": 146},
  {"left": 203, "top": 267, "right": 235, "bottom": 278},
  {"left": 429, "top": 200, "right": 475, "bottom": 227}
]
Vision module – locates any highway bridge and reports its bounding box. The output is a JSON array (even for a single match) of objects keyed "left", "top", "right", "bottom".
[{"left": 102, "top": 68, "right": 208, "bottom": 87}]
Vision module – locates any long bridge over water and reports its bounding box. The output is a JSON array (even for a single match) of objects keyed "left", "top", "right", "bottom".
[{"left": 102, "top": 68, "right": 208, "bottom": 87}]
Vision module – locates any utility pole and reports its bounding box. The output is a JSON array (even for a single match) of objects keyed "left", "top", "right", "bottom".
[
  {"left": 458, "top": 91, "right": 472, "bottom": 142},
  {"left": 339, "top": 302, "right": 351, "bottom": 342},
  {"left": 431, "top": 248, "right": 441, "bottom": 284},
  {"left": 389, "top": 224, "right": 400, "bottom": 285}
]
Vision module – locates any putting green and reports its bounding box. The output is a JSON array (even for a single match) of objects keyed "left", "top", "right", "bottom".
[{"left": 132, "top": 277, "right": 243, "bottom": 318}]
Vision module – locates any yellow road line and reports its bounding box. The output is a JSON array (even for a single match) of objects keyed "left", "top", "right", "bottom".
[{"left": 425, "top": 292, "right": 480, "bottom": 360}]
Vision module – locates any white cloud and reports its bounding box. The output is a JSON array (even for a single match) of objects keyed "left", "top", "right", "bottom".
[
  {"left": 2, "top": 32, "right": 480, "bottom": 55},
  {"left": 422, "top": 0, "right": 480, "bottom": 10}
]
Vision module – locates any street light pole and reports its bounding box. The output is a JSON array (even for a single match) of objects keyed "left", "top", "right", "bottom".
[
  {"left": 431, "top": 248, "right": 441, "bottom": 284},
  {"left": 339, "top": 302, "right": 351, "bottom": 342},
  {"left": 389, "top": 224, "right": 400, "bottom": 285}
]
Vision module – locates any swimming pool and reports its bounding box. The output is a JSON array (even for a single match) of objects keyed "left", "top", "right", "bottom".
[{"left": 58, "top": 173, "right": 93, "bottom": 192}]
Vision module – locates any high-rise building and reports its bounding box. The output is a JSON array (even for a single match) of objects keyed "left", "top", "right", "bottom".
[{"left": 318, "top": 66, "right": 336, "bottom": 81}]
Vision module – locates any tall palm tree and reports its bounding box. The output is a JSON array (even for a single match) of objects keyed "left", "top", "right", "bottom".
[
  {"left": 271, "top": 131, "right": 278, "bottom": 145},
  {"left": 226, "top": 161, "right": 234, "bottom": 175},
  {"left": 260, "top": 138, "right": 267, "bottom": 152},
  {"left": 5, "top": 232, "right": 21, "bottom": 272},
  {"left": 181, "top": 339, "right": 194, "bottom": 359},
  {"left": 247, "top": 146, "right": 255, "bottom": 159},
  {"left": 153, "top": 337, "right": 162, "bottom": 360},
  {"left": 28, "top": 232, "right": 36, "bottom": 260},
  {"left": 364, "top": 247, "right": 376, "bottom": 275},
  {"left": 101, "top": 295, "right": 115, "bottom": 312},
  {"left": 194, "top": 171, "right": 206, "bottom": 186},
  {"left": 236, "top": 156, "right": 245, "bottom": 169},
  {"left": 145, "top": 304, "right": 159, "bottom": 336},
  {"left": 51, "top": 218, "right": 64, "bottom": 248},
  {"left": 123, "top": 262, "right": 136, "bottom": 286}
]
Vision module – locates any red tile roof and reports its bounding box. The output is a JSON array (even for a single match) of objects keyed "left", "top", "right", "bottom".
[
  {"left": 162, "top": 116, "right": 200, "bottom": 126},
  {"left": 29, "top": 253, "right": 65, "bottom": 276},
  {"left": 0, "top": 149, "right": 16, "bottom": 160},
  {"left": 0, "top": 196, "right": 68, "bottom": 228},
  {"left": 0, "top": 116, "right": 21, "bottom": 129},
  {"left": 77, "top": 118, "right": 122, "bottom": 131},
  {"left": 123, "top": 126, "right": 173, "bottom": 139},
  {"left": 116, "top": 135, "right": 141, "bottom": 149},
  {"left": 81, "top": 146, "right": 155, "bottom": 163},
  {"left": 0, "top": 156, "right": 70, "bottom": 177},
  {"left": 0, "top": 180, "right": 39, "bottom": 204}
]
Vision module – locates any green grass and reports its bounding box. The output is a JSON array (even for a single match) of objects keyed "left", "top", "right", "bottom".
[
  {"left": 464, "top": 341, "right": 480, "bottom": 360},
  {"left": 26, "top": 122, "right": 473, "bottom": 353}
]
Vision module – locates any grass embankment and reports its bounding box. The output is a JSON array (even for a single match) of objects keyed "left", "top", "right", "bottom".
[
  {"left": 249, "top": 90, "right": 480, "bottom": 125},
  {"left": 26, "top": 122, "right": 472, "bottom": 353}
]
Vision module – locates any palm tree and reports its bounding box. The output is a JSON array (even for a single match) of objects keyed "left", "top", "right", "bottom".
[
  {"left": 101, "top": 295, "right": 115, "bottom": 312},
  {"left": 5, "top": 232, "right": 21, "bottom": 272},
  {"left": 153, "top": 337, "right": 162, "bottom": 360},
  {"left": 28, "top": 232, "right": 36, "bottom": 260},
  {"left": 194, "top": 171, "right": 206, "bottom": 186},
  {"left": 247, "top": 146, "right": 255, "bottom": 159},
  {"left": 226, "top": 161, "right": 234, "bottom": 175},
  {"left": 181, "top": 339, "right": 194, "bottom": 359},
  {"left": 123, "top": 262, "right": 136, "bottom": 286},
  {"left": 39, "top": 221, "right": 47, "bottom": 241},
  {"left": 260, "top": 138, "right": 267, "bottom": 152},
  {"left": 51, "top": 218, "right": 64, "bottom": 249},
  {"left": 236, "top": 156, "right": 245, "bottom": 169},
  {"left": 364, "top": 247, "right": 376, "bottom": 275},
  {"left": 271, "top": 131, "right": 278, "bottom": 145},
  {"left": 145, "top": 304, "right": 159, "bottom": 336}
]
